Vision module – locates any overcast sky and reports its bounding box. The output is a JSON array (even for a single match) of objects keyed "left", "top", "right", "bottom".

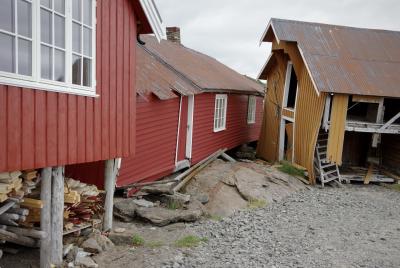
[{"left": 153, "top": 0, "right": 400, "bottom": 79}]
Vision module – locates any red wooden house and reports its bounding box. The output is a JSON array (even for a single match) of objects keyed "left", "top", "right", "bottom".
[
  {"left": 117, "top": 28, "right": 265, "bottom": 188},
  {"left": 0, "top": 0, "right": 163, "bottom": 266}
]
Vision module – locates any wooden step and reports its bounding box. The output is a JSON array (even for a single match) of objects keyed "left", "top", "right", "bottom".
[
  {"left": 321, "top": 163, "right": 335, "bottom": 169},
  {"left": 324, "top": 169, "right": 337, "bottom": 176}
]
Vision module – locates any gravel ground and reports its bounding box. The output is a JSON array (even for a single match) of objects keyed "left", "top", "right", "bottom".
[{"left": 168, "top": 185, "right": 400, "bottom": 268}]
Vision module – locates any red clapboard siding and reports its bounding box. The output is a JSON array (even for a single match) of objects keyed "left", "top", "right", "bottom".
[
  {"left": 0, "top": 0, "right": 137, "bottom": 173},
  {"left": 117, "top": 95, "right": 180, "bottom": 186},
  {"left": 191, "top": 93, "right": 263, "bottom": 164}
]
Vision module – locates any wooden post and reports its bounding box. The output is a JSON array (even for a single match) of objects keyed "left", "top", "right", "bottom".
[
  {"left": 103, "top": 159, "right": 120, "bottom": 231},
  {"left": 50, "top": 167, "right": 64, "bottom": 266},
  {"left": 40, "top": 167, "right": 52, "bottom": 268}
]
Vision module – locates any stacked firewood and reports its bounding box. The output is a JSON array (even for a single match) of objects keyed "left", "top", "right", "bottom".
[
  {"left": 0, "top": 170, "right": 43, "bottom": 256},
  {"left": 63, "top": 178, "right": 104, "bottom": 232}
]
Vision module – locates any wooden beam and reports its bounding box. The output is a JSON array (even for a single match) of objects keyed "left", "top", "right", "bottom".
[
  {"left": 50, "top": 167, "right": 64, "bottom": 266},
  {"left": 40, "top": 167, "right": 52, "bottom": 268},
  {"left": 379, "top": 111, "right": 400, "bottom": 132},
  {"left": 103, "top": 159, "right": 120, "bottom": 231}
]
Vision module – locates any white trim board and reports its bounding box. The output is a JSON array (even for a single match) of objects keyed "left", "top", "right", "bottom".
[{"left": 139, "top": 0, "right": 166, "bottom": 41}]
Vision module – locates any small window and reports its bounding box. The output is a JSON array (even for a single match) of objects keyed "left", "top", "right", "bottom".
[
  {"left": 0, "top": 0, "right": 96, "bottom": 96},
  {"left": 214, "top": 94, "right": 227, "bottom": 132},
  {"left": 247, "top": 95, "right": 256, "bottom": 124}
]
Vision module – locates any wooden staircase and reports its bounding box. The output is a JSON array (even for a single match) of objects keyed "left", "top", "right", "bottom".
[{"left": 314, "top": 132, "right": 342, "bottom": 187}]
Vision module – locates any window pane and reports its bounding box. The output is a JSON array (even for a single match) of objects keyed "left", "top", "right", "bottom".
[
  {"left": 72, "top": 22, "right": 81, "bottom": 53},
  {"left": 18, "top": 38, "right": 32, "bottom": 76},
  {"left": 41, "top": 45, "right": 52, "bottom": 79},
  {"left": 83, "top": 57, "right": 91, "bottom": 87},
  {"left": 17, "top": 0, "right": 32, "bottom": 38},
  {"left": 83, "top": 0, "right": 92, "bottom": 26},
  {"left": 0, "top": 0, "right": 14, "bottom": 32},
  {"left": 41, "top": 9, "right": 52, "bottom": 44},
  {"left": 83, "top": 27, "right": 91, "bottom": 56},
  {"left": 72, "top": 0, "right": 81, "bottom": 21},
  {"left": 0, "top": 33, "right": 14, "bottom": 72},
  {"left": 54, "top": 49, "right": 65, "bottom": 82},
  {"left": 54, "top": 0, "right": 65, "bottom": 14},
  {"left": 72, "top": 55, "right": 81, "bottom": 85},
  {"left": 41, "top": 0, "right": 51, "bottom": 8},
  {"left": 54, "top": 15, "right": 65, "bottom": 48}
]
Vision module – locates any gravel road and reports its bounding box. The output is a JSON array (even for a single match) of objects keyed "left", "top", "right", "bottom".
[{"left": 170, "top": 185, "right": 400, "bottom": 268}]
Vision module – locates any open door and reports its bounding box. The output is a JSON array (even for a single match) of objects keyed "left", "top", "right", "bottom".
[{"left": 176, "top": 95, "right": 194, "bottom": 170}]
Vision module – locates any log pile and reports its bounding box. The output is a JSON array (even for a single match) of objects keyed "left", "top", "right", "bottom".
[
  {"left": 0, "top": 170, "right": 42, "bottom": 255},
  {"left": 0, "top": 171, "right": 105, "bottom": 259},
  {"left": 63, "top": 178, "right": 104, "bottom": 232}
]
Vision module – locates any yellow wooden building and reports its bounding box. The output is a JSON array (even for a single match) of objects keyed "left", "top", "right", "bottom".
[{"left": 257, "top": 19, "right": 400, "bottom": 185}]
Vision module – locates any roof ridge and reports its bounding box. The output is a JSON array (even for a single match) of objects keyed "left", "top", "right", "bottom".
[{"left": 271, "top": 18, "right": 400, "bottom": 34}]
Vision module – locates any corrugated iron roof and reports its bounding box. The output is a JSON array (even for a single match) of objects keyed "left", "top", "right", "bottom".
[
  {"left": 260, "top": 18, "right": 400, "bottom": 98},
  {"left": 141, "top": 35, "right": 265, "bottom": 95},
  {"left": 136, "top": 43, "right": 199, "bottom": 100}
]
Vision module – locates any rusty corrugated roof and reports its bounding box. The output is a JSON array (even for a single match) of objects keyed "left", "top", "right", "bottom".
[
  {"left": 260, "top": 18, "right": 400, "bottom": 98},
  {"left": 141, "top": 35, "right": 265, "bottom": 95},
  {"left": 136, "top": 43, "right": 199, "bottom": 100}
]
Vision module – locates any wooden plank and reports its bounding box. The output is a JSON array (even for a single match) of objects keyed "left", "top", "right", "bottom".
[
  {"left": 101, "top": 0, "right": 110, "bottom": 159},
  {"left": 40, "top": 168, "right": 52, "bottom": 268},
  {"left": 68, "top": 95, "right": 78, "bottom": 164},
  {"left": 7, "top": 87, "right": 22, "bottom": 170},
  {"left": 173, "top": 149, "right": 225, "bottom": 192},
  {"left": 47, "top": 92, "right": 58, "bottom": 167},
  {"left": 122, "top": 0, "right": 130, "bottom": 156},
  {"left": 77, "top": 97, "right": 86, "bottom": 163},
  {"left": 0, "top": 229, "right": 37, "bottom": 248},
  {"left": 352, "top": 95, "right": 383, "bottom": 104},
  {"left": 109, "top": 0, "right": 117, "bottom": 158},
  {"left": 57, "top": 94, "right": 68, "bottom": 165},
  {"left": 116, "top": 0, "right": 124, "bottom": 157},
  {"left": 0, "top": 86, "right": 7, "bottom": 172},
  {"left": 21, "top": 89, "right": 35, "bottom": 169},
  {"left": 364, "top": 164, "right": 373, "bottom": 185},
  {"left": 35, "top": 91, "right": 46, "bottom": 167}
]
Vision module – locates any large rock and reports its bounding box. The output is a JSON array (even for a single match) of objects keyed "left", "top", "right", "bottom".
[
  {"left": 81, "top": 230, "right": 114, "bottom": 254},
  {"left": 114, "top": 199, "right": 137, "bottom": 222},
  {"left": 135, "top": 205, "right": 203, "bottom": 226}
]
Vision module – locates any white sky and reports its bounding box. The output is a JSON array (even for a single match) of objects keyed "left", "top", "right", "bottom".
[{"left": 153, "top": 0, "right": 400, "bottom": 78}]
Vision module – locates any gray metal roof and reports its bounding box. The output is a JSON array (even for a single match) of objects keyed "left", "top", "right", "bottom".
[{"left": 260, "top": 18, "right": 400, "bottom": 98}]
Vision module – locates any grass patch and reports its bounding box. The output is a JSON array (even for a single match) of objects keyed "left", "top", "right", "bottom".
[
  {"left": 386, "top": 183, "right": 400, "bottom": 192},
  {"left": 174, "top": 235, "right": 208, "bottom": 248},
  {"left": 247, "top": 199, "right": 267, "bottom": 209},
  {"left": 132, "top": 234, "right": 145, "bottom": 246},
  {"left": 277, "top": 161, "right": 305, "bottom": 178},
  {"left": 146, "top": 241, "right": 164, "bottom": 248},
  {"left": 166, "top": 200, "right": 182, "bottom": 210}
]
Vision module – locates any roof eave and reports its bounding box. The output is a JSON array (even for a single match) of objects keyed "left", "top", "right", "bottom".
[
  {"left": 259, "top": 19, "right": 280, "bottom": 46},
  {"left": 138, "top": 0, "right": 166, "bottom": 41}
]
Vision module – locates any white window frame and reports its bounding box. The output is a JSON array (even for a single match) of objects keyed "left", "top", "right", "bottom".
[
  {"left": 247, "top": 95, "right": 256, "bottom": 124},
  {"left": 0, "top": 0, "right": 97, "bottom": 97},
  {"left": 213, "top": 94, "right": 227, "bottom": 132}
]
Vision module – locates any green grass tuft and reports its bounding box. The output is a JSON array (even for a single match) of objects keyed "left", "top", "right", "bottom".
[
  {"left": 247, "top": 199, "right": 267, "bottom": 209},
  {"left": 167, "top": 200, "right": 182, "bottom": 210},
  {"left": 386, "top": 183, "right": 400, "bottom": 192},
  {"left": 146, "top": 240, "right": 164, "bottom": 248},
  {"left": 174, "top": 235, "right": 208, "bottom": 248},
  {"left": 277, "top": 161, "right": 305, "bottom": 178},
  {"left": 132, "top": 234, "right": 145, "bottom": 246}
]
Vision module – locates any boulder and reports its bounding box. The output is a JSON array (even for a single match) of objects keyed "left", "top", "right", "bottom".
[
  {"left": 135, "top": 205, "right": 203, "bottom": 226},
  {"left": 132, "top": 199, "right": 155, "bottom": 208},
  {"left": 114, "top": 199, "right": 137, "bottom": 222},
  {"left": 81, "top": 230, "right": 114, "bottom": 254}
]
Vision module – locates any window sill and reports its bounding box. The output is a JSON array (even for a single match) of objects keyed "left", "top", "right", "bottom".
[
  {"left": 0, "top": 76, "right": 98, "bottom": 97},
  {"left": 213, "top": 128, "right": 226, "bottom": 133},
  {"left": 247, "top": 121, "right": 255, "bottom": 125}
]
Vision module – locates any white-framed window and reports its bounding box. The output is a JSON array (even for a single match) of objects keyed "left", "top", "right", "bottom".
[
  {"left": 247, "top": 95, "right": 256, "bottom": 124},
  {"left": 0, "top": 0, "right": 96, "bottom": 97},
  {"left": 213, "top": 94, "right": 227, "bottom": 132}
]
